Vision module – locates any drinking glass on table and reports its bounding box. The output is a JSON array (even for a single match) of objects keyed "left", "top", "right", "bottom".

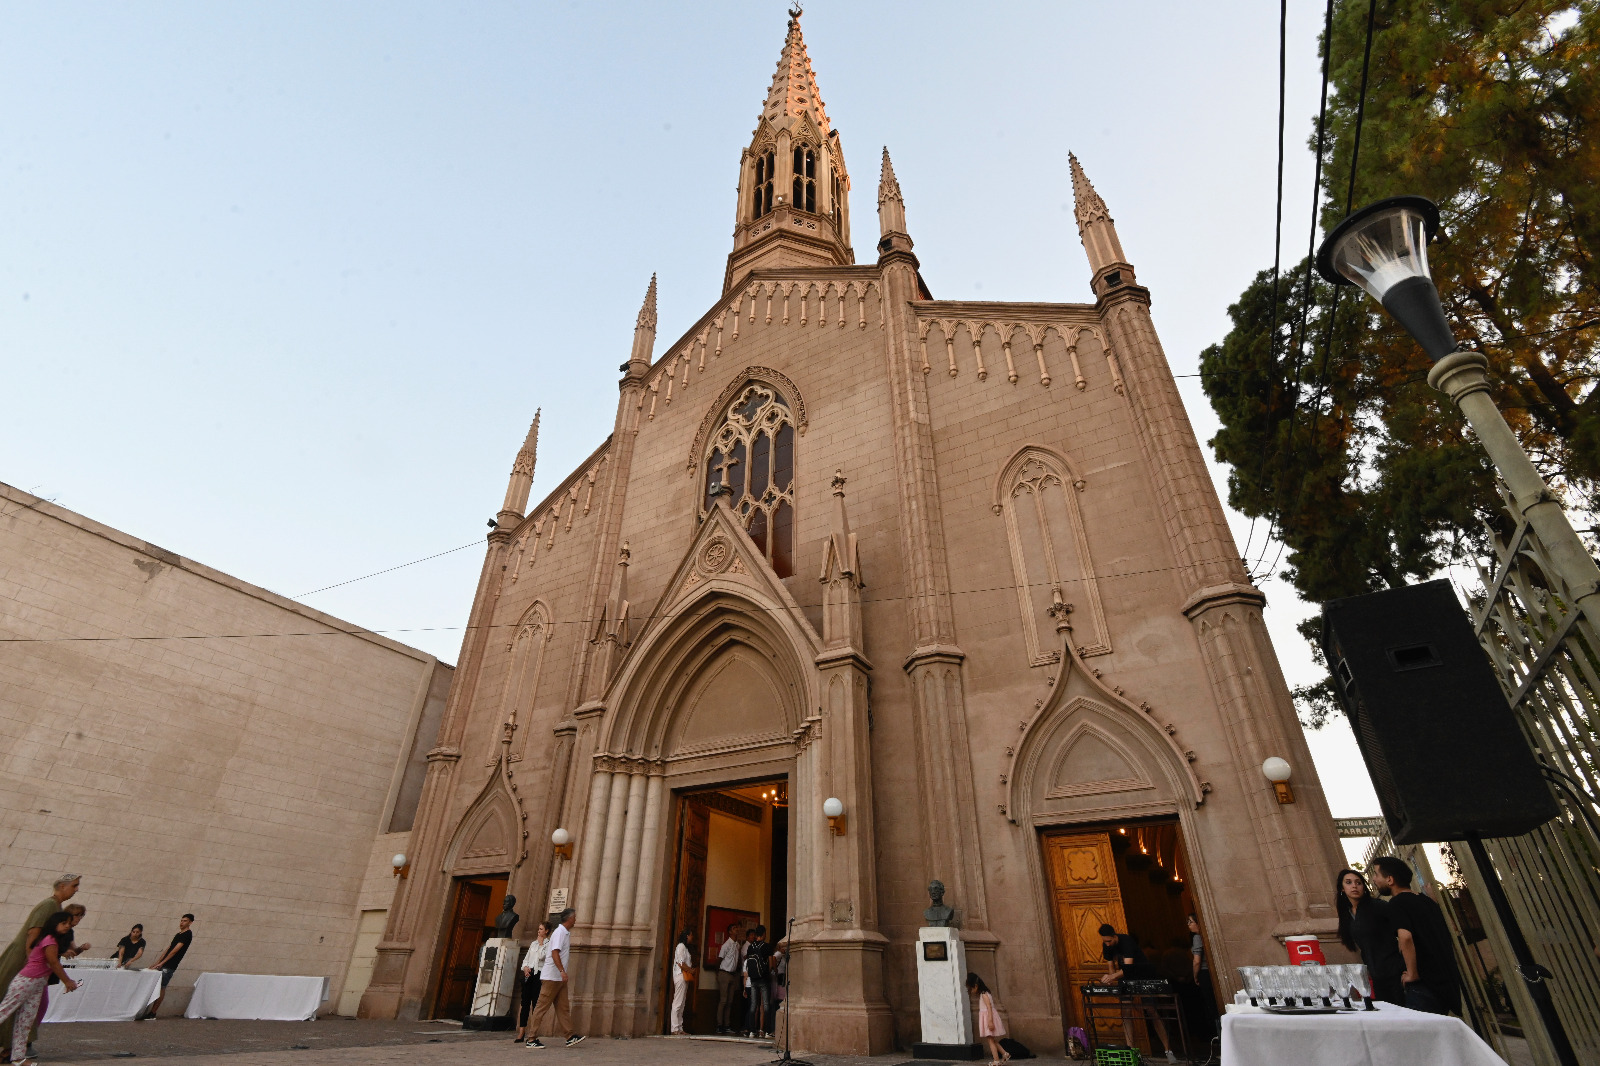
[{"left": 1237, "top": 966, "right": 1262, "bottom": 1005}]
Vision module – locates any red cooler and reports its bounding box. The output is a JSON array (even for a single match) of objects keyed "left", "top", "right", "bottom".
[{"left": 1286, "top": 935, "right": 1327, "bottom": 965}]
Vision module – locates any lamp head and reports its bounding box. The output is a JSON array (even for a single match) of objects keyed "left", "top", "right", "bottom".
[
  {"left": 822, "top": 797, "right": 844, "bottom": 818},
  {"left": 391, "top": 853, "right": 408, "bottom": 869},
  {"left": 1316, "top": 196, "right": 1457, "bottom": 361},
  {"left": 551, "top": 828, "right": 571, "bottom": 846},
  {"left": 1261, "top": 757, "right": 1293, "bottom": 783}
]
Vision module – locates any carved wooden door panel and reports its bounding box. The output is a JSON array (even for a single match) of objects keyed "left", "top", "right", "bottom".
[
  {"left": 437, "top": 880, "right": 491, "bottom": 1019},
  {"left": 1042, "top": 831, "right": 1126, "bottom": 1039},
  {"left": 663, "top": 798, "right": 710, "bottom": 1031}
]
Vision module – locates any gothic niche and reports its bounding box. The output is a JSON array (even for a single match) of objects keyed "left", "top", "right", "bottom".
[
  {"left": 995, "top": 447, "right": 1110, "bottom": 665},
  {"left": 702, "top": 383, "right": 795, "bottom": 577}
]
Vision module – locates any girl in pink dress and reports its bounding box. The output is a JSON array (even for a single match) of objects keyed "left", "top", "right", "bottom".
[
  {"left": 0, "top": 912, "right": 76, "bottom": 1066},
  {"left": 966, "top": 972, "right": 1010, "bottom": 1065}
]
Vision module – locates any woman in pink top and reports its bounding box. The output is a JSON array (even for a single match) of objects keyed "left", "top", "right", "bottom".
[
  {"left": 966, "top": 972, "right": 1010, "bottom": 1066},
  {"left": 0, "top": 912, "right": 76, "bottom": 1066}
]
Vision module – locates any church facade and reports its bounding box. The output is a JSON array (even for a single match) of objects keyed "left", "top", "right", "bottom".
[{"left": 360, "top": 13, "right": 1345, "bottom": 1056}]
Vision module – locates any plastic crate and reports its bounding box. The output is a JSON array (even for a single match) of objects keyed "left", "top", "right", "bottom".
[{"left": 1094, "top": 1046, "right": 1142, "bottom": 1066}]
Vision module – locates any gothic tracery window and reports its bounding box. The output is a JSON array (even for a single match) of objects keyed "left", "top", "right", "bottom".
[
  {"left": 753, "top": 149, "right": 775, "bottom": 220},
  {"left": 792, "top": 146, "right": 816, "bottom": 213},
  {"left": 998, "top": 449, "right": 1110, "bottom": 666},
  {"left": 703, "top": 384, "right": 795, "bottom": 577}
]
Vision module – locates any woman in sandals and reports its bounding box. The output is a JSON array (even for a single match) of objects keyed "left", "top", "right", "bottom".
[
  {"left": 966, "top": 972, "right": 1010, "bottom": 1065},
  {"left": 0, "top": 912, "right": 77, "bottom": 1066}
]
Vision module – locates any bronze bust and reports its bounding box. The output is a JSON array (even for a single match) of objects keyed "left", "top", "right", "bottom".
[
  {"left": 494, "top": 894, "right": 521, "bottom": 938},
  {"left": 923, "top": 879, "right": 954, "bottom": 927}
]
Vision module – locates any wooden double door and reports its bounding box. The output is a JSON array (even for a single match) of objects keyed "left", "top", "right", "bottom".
[
  {"left": 434, "top": 875, "right": 506, "bottom": 1019},
  {"left": 1042, "top": 831, "right": 1127, "bottom": 1038}
]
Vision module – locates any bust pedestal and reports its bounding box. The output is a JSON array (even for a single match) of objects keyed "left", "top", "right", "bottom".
[
  {"left": 462, "top": 938, "right": 520, "bottom": 1031},
  {"left": 912, "top": 927, "right": 981, "bottom": 1060}
]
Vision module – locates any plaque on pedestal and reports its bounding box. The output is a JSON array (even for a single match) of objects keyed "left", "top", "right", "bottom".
[{"left": 912, "top": 927, "right": 981, "bottom": 1060}]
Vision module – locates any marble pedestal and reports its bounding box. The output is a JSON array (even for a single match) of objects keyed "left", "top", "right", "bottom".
[
  {"left": 462, "top": 937, "right": 519, "bottom": 1030},
  {"left": 912, "top": 927, "right": 981, "bottom": 1060}
]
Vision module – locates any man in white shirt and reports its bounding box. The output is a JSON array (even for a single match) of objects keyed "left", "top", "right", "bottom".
[
  {"left": 715, "top": 921, "right": 747, "bottom": 1034},
  {"left": 526, "top": 909, "right": 585, "bottom": 1049},
  {"left": 670, "top": 929, "right": 697, "bottom": 1035}
]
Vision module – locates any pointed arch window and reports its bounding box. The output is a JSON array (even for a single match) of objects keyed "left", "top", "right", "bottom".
[
  {"left": 702, "top": 383, "right": 795, "bottom": 577},
  {"left": 996, "top": 449, "right": 1110, "bottom": 666},
  {"left": 753, "top": 148, "right": 776, "bottom": 220},
  {"left": 831, "top": 169, "right": 842, "bottom": 226},
  {"left": 792, "top": 146, "right": 816, "bottom": 213}
]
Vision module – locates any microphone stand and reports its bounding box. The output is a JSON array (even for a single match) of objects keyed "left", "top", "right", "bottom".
[{"left": 769, "top": 916, "right": 812, "bottom": 1066}]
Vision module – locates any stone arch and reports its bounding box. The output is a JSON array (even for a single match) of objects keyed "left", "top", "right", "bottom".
[
  {"left": 444, "top": 772, "right": 521, "bottom": 876},
  {"left": 992, "top": 444, "right": 1110, "bottom": 664},
  {"left": 601, "top": 582, "right": 816, "bottom": 762}
]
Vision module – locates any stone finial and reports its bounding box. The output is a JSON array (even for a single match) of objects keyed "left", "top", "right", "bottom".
[
  {"left": 500, "top": 408, "right": 541, "bottom": 518},
  {"left": 1068, "top": 152, "right": 1109, "bottom": 231},
  {"left": 512, "top": 409, "right": 540, "bottom": 478},
  {"left": 761, "top": 5, "right": 830, "bottom": 135},
  {"left": 878, "top": 147, "right": 907, "bottom": 237},
  {"left": 636, "top": 274, "right": 658, "bottom": 333}
]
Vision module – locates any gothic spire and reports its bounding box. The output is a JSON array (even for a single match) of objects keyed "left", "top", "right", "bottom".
[
  {"left": 628, "top": 273, "right": 657, "bottom": 370},
  {"left": 1068, "top": 153, "right": 1131, "bottom": 289},
  {"left": 499, "top": 408, "right": 541, "bottom": 522},
  {"left": 760, "top": 6, "right": 831, "bottom": 138},
  {"left": 877, "top": 147, "right": 906, "bottom": 236},
  {"left": 819, "top": 469, "right": 863, "bottom": 651}
]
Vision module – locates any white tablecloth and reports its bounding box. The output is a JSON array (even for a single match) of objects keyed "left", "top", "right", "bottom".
[
  {"left": 1222, "top": 1001, "right": 1507, "bottom": 1066},
  {"left": 42, "top": 968, "right": 162, "bottom": 1023},
  {"left": 184, "top": 973, "right": 330, "bottom": 1021}
]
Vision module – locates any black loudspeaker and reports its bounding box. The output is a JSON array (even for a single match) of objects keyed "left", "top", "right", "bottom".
[{"left": 1320, "top": 579, "right": 1557, "bottom": 845}]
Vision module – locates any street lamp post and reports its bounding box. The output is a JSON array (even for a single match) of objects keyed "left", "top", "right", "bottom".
[{"left": 1317, "top": 197, "right": 1583, "bottom": 1066}]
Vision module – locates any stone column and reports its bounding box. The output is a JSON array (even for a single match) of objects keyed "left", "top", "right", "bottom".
[{"left": 611, "top": 769, "right": 651, "bottom": 925}]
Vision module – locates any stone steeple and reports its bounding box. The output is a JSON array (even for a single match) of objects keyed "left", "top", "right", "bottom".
[
  {"left": 1069, "top": 153, "right": 1136, "bottom": 296},
  {"left": 627, "top": 274, "right": 657, "bottom": 375},
  {"left": 876, "top": 147, "right": 913, "bottom": 260},
  {"left": 498, "top": 408, "right": 540, "bottom": 526},
  {"left": 724, "top": 8, "right": 853, "bottom": 292}
]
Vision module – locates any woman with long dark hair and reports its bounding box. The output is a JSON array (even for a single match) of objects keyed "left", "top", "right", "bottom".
[
  {"left": 0, "top": 911, "right": 76, "bottom": 1066},
  {"left": 1335, "top": 868, "right": 1404, "bottom": 1005},
  {"left": 670, "top": 929, "right": 696, "bottom": 1035}
]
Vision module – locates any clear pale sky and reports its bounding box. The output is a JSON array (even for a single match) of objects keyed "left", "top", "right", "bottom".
[{"left": 1, "top": 1, "right": 1379, "bottom": 829}]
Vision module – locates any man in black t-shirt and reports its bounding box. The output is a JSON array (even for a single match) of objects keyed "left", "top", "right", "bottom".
[
  {"left": 1099, "top": 923, "right": 1175, "bottom": 1061},
  {"left": 1370, "top": 857, "right": 1460, "bottom": 1015},
  {"left": 140, "top": 914, "right": 195, "bottom": 1020}
]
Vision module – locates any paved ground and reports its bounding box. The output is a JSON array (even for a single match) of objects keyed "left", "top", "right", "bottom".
[{"left": 23, "top": 1019, "right": 968, "bottom": 1066}]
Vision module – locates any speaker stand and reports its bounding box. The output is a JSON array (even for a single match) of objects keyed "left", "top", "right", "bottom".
[{"left": 1465, "top": 833, "right": 1578, "bottom": 1066}]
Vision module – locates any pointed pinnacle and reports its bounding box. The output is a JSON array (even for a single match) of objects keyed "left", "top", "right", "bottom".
[
  {"left": 878, "top": 147, "right": 902, "bottom": 205},
  {"left": 636, "top": 273, "right": 657, "bottom": 332},
  {"left": 1069, "top": 152, "right": 1110, "bottom": 228},
  {"left": 522, "top": 408, "right": 541, "bottom": 449}
]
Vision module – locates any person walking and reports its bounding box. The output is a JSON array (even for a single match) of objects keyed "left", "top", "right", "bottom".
[
  {"left": 1099, "top": 923, "right": 1176, "bottom": 1062},
  {"left": 525, "top": 908, "right": 585, "bottom": 1049},
  {"left": 513, "top": 922, "right": 549, "bottom": 1044},
  {"left": 1369, "top": 857, "right": 1462, "bottom": 1015},
  {"left": 670, "top": 929, "right": 696, "bottom": 1035},
  {"left": 742, "top": 925, "right": 773, "bottom": 1039},
  {"left": 32, "top": 904, "right": 90, "bottom": 1041},
  {"left": 714, "top": 921, "right": 745, "bottom": 1034},
  {"left": 0, "top": 874, "right": 79, "bottom": 1062},
  {"left": 0, "top": 912, "right": 77, "bottom": 1066},
  {"left": 114, "top": 926, "right": 147, "bottom": 969},
  {"left": 140, "top": 914, "right": 194, "bottom": 1020},
  {"left": 966, "top": 973, "right": 1010, "bottom": 1066},
  {"left": 1335, "top": 868, "right": 1404, "bottom": 1005}
]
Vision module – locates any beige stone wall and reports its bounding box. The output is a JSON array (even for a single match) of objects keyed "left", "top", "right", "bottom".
[{"left": 0, "top": 483, "right": 449, "bottom": 1014}]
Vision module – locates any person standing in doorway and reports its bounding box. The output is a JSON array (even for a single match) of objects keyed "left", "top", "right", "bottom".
[
  {"left": 670, "top": 929, "right": 696, "bottom": 1035},
  {"left": 1335, "top": 868, "right": 1404, "bottom": 1005},
  {"left": 526, "top": 908, "right": 585, "bottom": 1049},
  {"left": 140, "top": 914, "right": 194, "bottom": 1020},
  {"left": 513, "top": 922, "right": 549, "bottom": 1044},
  {"left": 114, "top": 926, "right": 146, "bottom": 969},
  {"left": 1100, "top": 923, "right": 1176, "bottom": 1063},
  {"left": 1186, "top": 914, "right": 1218, "bottom": 1038},
  {"left": 714, "top": 920, "right": 745, "bottom": 1034},
  {"left": 743, "top": 926, "right": 773, "bottom": 1039},
  {"left": 1369, "top": 857, "right": 1461, "bottom": 1015},
  {"left": 0, "top": 874, "right": 79, "bottom": 1061}
]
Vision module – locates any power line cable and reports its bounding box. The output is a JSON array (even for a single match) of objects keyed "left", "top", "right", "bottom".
[{"left": 295, "top": 541, "right": 482, "bottom": 598}]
